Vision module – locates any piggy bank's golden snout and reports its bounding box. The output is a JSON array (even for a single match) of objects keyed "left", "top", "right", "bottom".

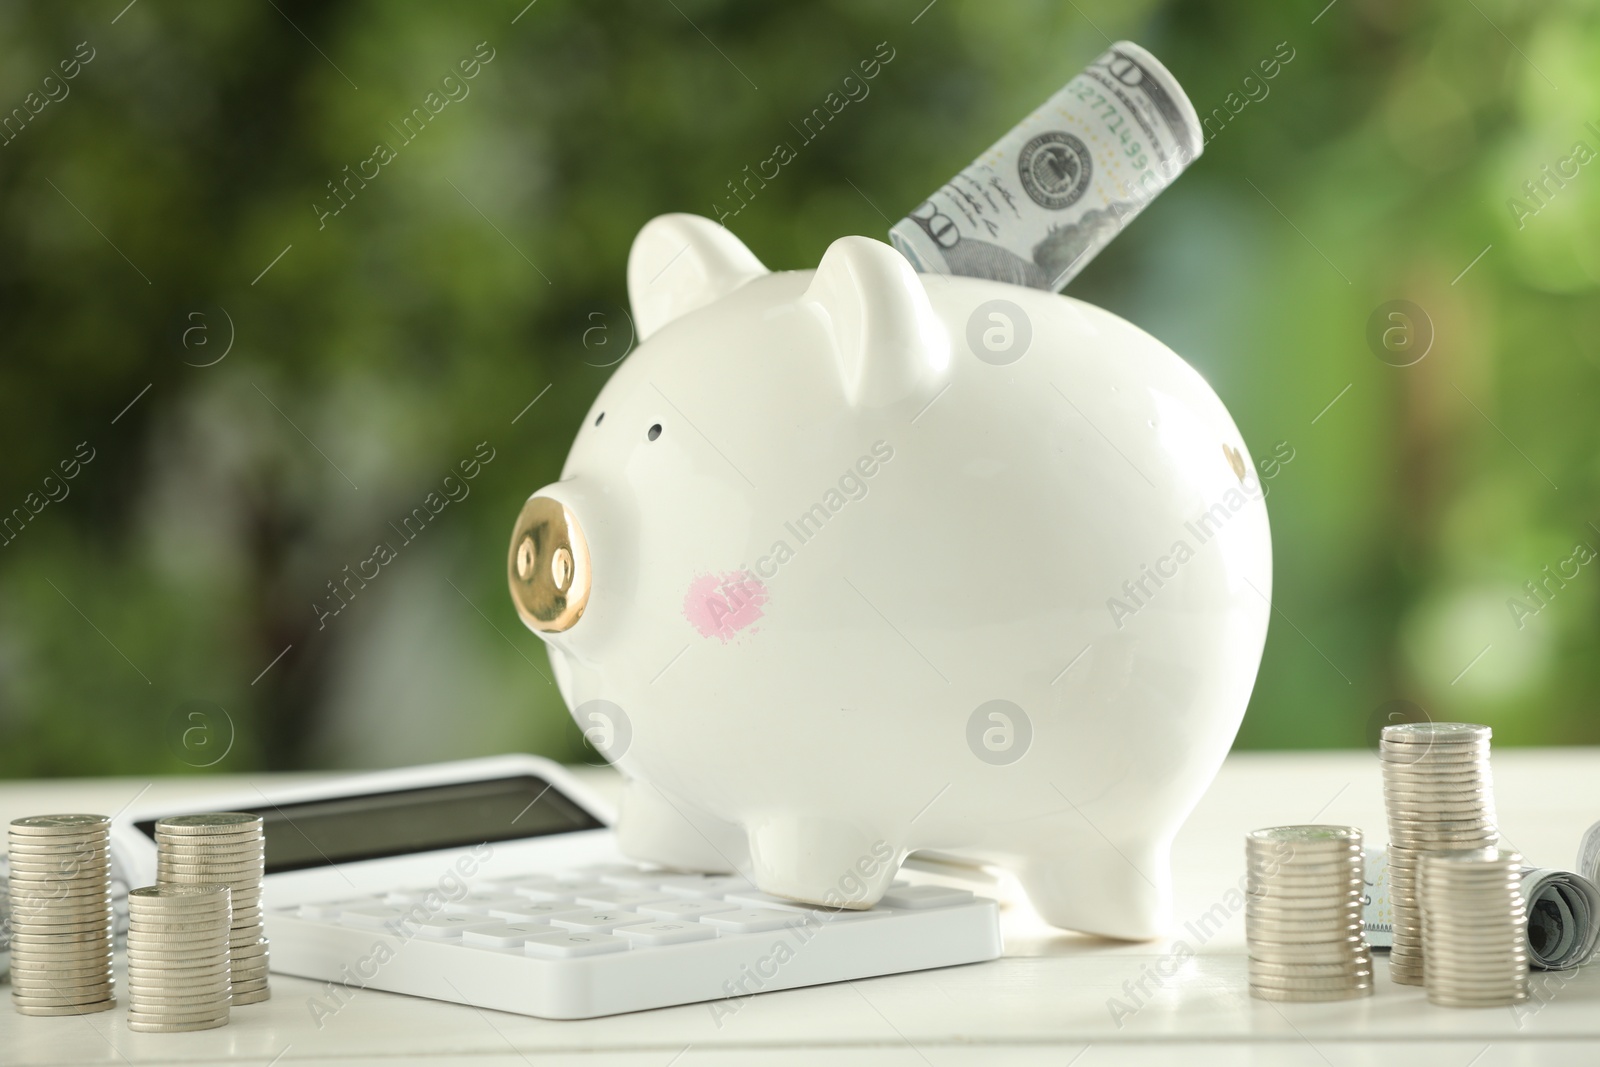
[{"left": 507, "top": 495, "right": 591, "bottom": 633}]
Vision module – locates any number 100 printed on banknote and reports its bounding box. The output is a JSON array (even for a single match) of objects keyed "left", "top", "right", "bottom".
[{"left": 890, "top": 41, "right": 1202, "bottom": 293}]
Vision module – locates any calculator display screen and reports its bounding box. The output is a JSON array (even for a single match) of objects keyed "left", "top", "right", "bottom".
[{"left": 136, "top": 775, "right": 604, "bottom": 874}]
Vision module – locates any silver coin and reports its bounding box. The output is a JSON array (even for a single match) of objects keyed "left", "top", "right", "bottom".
[
  {"left": 124, "top": 953, "right": 231, "bottom": 969},
  {"left": 1246, "top": 944, "right": 1369, "bottom": 965},
  {"left": 13, "top": 1001, "right": 117, "bottom": 1017},
  {"left": 7, "top": 895, "right": 116, "bottom": 908},
  {"left": 9, "top": 970, "right": 114, "bottom": 987},
  {"left": 1250, "top": 984, "right": 1371, "bottom": 1002},
  {"left": 10, "top": 989, "right": 117, "bottom": 1008},
  {"left": 8, "top": 929, "right": 113, "bottom": 946},
  {"left": 1381, "top": 722, "right": 1491, "bottom": 740},
  {"left": 126, "top": 1008, "right": 232, "bottom": 1025},
  {"left": 1378, "top": 740, "right": 1491, "bottom": 755},
  {"left": 1247, "top": 958, "right": 1371, "bottom": 975},
  {"left": 131, "top": 883, "right": 233, "bottom": 901},
  {"left": 156, "top": 813, "right": 262, "bottom": 831},
  {"left": 155, "top": 834, "right": 265, "bottom": 847},
  {"left": 1246, "top": 909, "right": 1365, "bottom": 927},
  {"left": 231, "top": 988, "right": 271, "bottom": 1005},
  {"left": 1247, "top": 925, "right": 1366, "bottom": 944},
  {"left": 126, "top": 930, "right": 231, "bottom": 946},
  {"left": 127, "top": 1019, "right": 230, "bottom": 1032},
  {"left": 8, "top": 915, "right": 114, "bottom": 932},
  {"left": 126, "top": 977, "right": 232, "bottom": 994},
  {"left": 1248, "top": 972, "right": 1373, "bottom": 990},
  {"left": 124, "top": 951, "right": 231, "bottom": 967},
  {"left": 8, "top": 943, "right": 114, "bottom": 960},
  {"left": 128, "top": 1008, "right": 232, "bottom": 1021},
  {"left": 10, "top": 975, "right": 114, "bottom": 992},
  {"left": 127, "top": 916, "right": 233, "bottom": 931},
  {"left": 125, "top": 971, "right": 231, "bottom": 987},
  {"left": 9, "top": 815, "right": 112, "bottom": 834},
  {"left": 128, "top": 999, "right": 232, "bottom": 1015},
  {"left": 4, "top": 851, "right": 112, "bottom": 867},
  {"left": 156, "top": 839, "right": 264, "bottom": 852}
]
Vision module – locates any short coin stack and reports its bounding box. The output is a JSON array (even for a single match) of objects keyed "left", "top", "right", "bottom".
[
  {"left": 1421, "top": 848, "right": 1530, "bottom": 1007},
  {"left": 126, "top": 885, "right": 232, "bottom": 1032},
  {"left": 7, "top": 815, "right": 115, "bottom": 1016},
  {"left": 1379, "top": 722, "right": 1498, "bottom": 985},
  {"left": 1244, "top": 825, "right": 1373, "bottom": 1001},
  {"left": 155, "top": 813, "right": 270, "bottom": 1003}
]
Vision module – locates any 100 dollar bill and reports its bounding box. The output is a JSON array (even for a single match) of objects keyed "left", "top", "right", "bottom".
[{"left": 890, "top": 41, "right": 1202, "bottom": 292}]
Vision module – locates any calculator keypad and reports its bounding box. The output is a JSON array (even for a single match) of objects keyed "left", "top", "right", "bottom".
[{"left": 296, "top": 862, "right": 984, "bottom": 961}]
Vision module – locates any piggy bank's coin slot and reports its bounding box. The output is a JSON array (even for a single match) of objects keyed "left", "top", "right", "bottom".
[{"left": 595, "top": 411, "right": 605, "bottom": 426}]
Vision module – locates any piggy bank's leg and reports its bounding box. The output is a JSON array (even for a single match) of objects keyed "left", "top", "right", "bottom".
[
  {"left": 615, "top": 777, "right": 749, "bottom": 875},
  {"left": 746, "top": 815, "right": 899, "bottom": 910},
  {"left": 1016, "top": 832, "right": 1172, "bottom": 941}
]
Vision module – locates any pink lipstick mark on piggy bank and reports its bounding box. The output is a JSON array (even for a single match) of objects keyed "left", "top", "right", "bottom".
[{"left": 683, "top": 571, "right": 769, "bottom": 642}]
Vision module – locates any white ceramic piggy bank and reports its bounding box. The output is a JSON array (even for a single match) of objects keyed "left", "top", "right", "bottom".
[{"left": 508, "top": 214, "right": 1271, "bottom": 940}]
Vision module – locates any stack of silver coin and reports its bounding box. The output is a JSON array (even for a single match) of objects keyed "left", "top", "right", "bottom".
[
  {"left": 126, "top": 885, "right": 233, "bottom": 1032},
  {"left": 1245, "top": 825, "right": 1373, "bottom": 1001},
  {"left": 1421, "top": 848, "right": 1530, "bottom": 1007},
  {"left": 7, "top": 815, "right": 115, "bottom": 1016},
  {"left": 155, "top": 814, "right": 269, "bottom": 1004},
  {"left": 1379, "top": 722, "right": 1498, "bottom": 985}
]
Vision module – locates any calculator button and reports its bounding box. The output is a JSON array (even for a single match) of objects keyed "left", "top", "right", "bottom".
[
  {"left": 701, "top": 908, "right": 811, "bottom": 933},
  {"left": 487, "top": 901, "right": 590, "bottom": 922},
  {"left": 638, "top": 898, "right": 740, "bottom": 920},
  {"left": 296, "top": 899, "right": 367, "bottom": 920},
  {"left": 612, "top": 921, "right": 718, "bottom": 946},
  {"left": 509, "top": 884, "right": 581, "bottom": 903},
  {"left": 548, "top": 910, "right": 647, "bottom": 932},
  {"left": 596, "top": 869, "right": 664, "bottom": 890},
  {"left": 658, "top": 876, "right": 755, "bottom": 898},
  {"left": 404, "top": 914, "right": 505, "bottom": 940},
  {"left": 523, "top": 932, "right": 630, "bottom": 958},
  {"left": 879, "top": 886, "right": 974, "bottom": 909},
  {"left": 574, "top": 890, "right": 673, "bottom": 910},
  {"left": 721, "top": 891, "right": 813, "bottom": 912},
  {"left": 339, "top": 905, "right": 417, "bottom": 928},
  {"left": 381, "top": 888, "right": 434, "bottom": 904},
  {"left": 441, "top": 895, "right": 526, "bottom": 915},
  {"left": 461, "top": 921, "right": 554, "bottom": 948}
]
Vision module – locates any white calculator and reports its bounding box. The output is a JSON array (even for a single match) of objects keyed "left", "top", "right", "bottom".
[{"left": 109, "top": 755, "right": 1003, "bottom": 1019}]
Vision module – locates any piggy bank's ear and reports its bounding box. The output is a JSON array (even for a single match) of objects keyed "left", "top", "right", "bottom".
[
  {"left": 628, "top": 214, "right": 768, "bottom": 340},
  {"left": 803, "top": 236, "right": 948, "bottom": 408}
]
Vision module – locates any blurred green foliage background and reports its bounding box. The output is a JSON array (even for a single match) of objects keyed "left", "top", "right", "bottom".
[{"left": 0, "top": 0, "right": 1596, "bottom": 778}]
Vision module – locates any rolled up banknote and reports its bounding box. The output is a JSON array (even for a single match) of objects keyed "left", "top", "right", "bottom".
[
  {"left": 1578, "top": 818, "right": 1600, "bottom": 885},
  {"left": 1363, "top": 848, "right": 1600, "bottom": 969},
  {"left": 889, "top": 40, "right": 1202, "bottom": 292},
  {"left": 1521, "top": 867, "right": 1600, "bottom": 970}
]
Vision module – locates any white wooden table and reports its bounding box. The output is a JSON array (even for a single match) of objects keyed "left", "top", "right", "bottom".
[{"left": 4, "top": 750, "right": 1599, "bottom": 1066}]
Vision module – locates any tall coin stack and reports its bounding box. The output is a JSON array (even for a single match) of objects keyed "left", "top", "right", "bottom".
[
  {"left": 1379, "top": 722, "right": 1498, "bottom": 985},
  {"left": 126, "top": 885, "right": 232, "bottom": 1032},
  {"left": 155, "top": 813, "right": 270, "bottom": 1004},
  {"left": 1244, "top": 825, "right": 1374, "bottom": 1001},
  {"left": 7, "top": 815, "right": 115, "bottom": 1016},
  {"left": 1421, "top": 848, "right": 1530, "bottom": 1007}
]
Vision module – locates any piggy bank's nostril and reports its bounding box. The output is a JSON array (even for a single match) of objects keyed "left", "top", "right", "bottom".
[{"left": 507, "top": 495, "right": 591, "bottom": 633}]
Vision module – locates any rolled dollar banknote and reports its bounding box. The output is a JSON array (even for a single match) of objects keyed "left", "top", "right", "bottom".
[
  {"left": 1363, "top": 848, "right": 1600, "bottom": 969},
  {"left": 1579, "top": 817, "right": 1600, "bottom": 884},
  {"left": 1521, "top": 867, "right": 1600, "bottom": 970},
  {"left": 889, "top": 40, "right": 1202, "bottom": 292}
]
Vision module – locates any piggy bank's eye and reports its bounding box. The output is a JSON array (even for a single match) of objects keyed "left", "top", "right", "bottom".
[
  {"left": 594, "top": 412, "right": 604, "bottom": 427},
  {"left": 647, "top": 424, "right": 662, "bottom": 441}
]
